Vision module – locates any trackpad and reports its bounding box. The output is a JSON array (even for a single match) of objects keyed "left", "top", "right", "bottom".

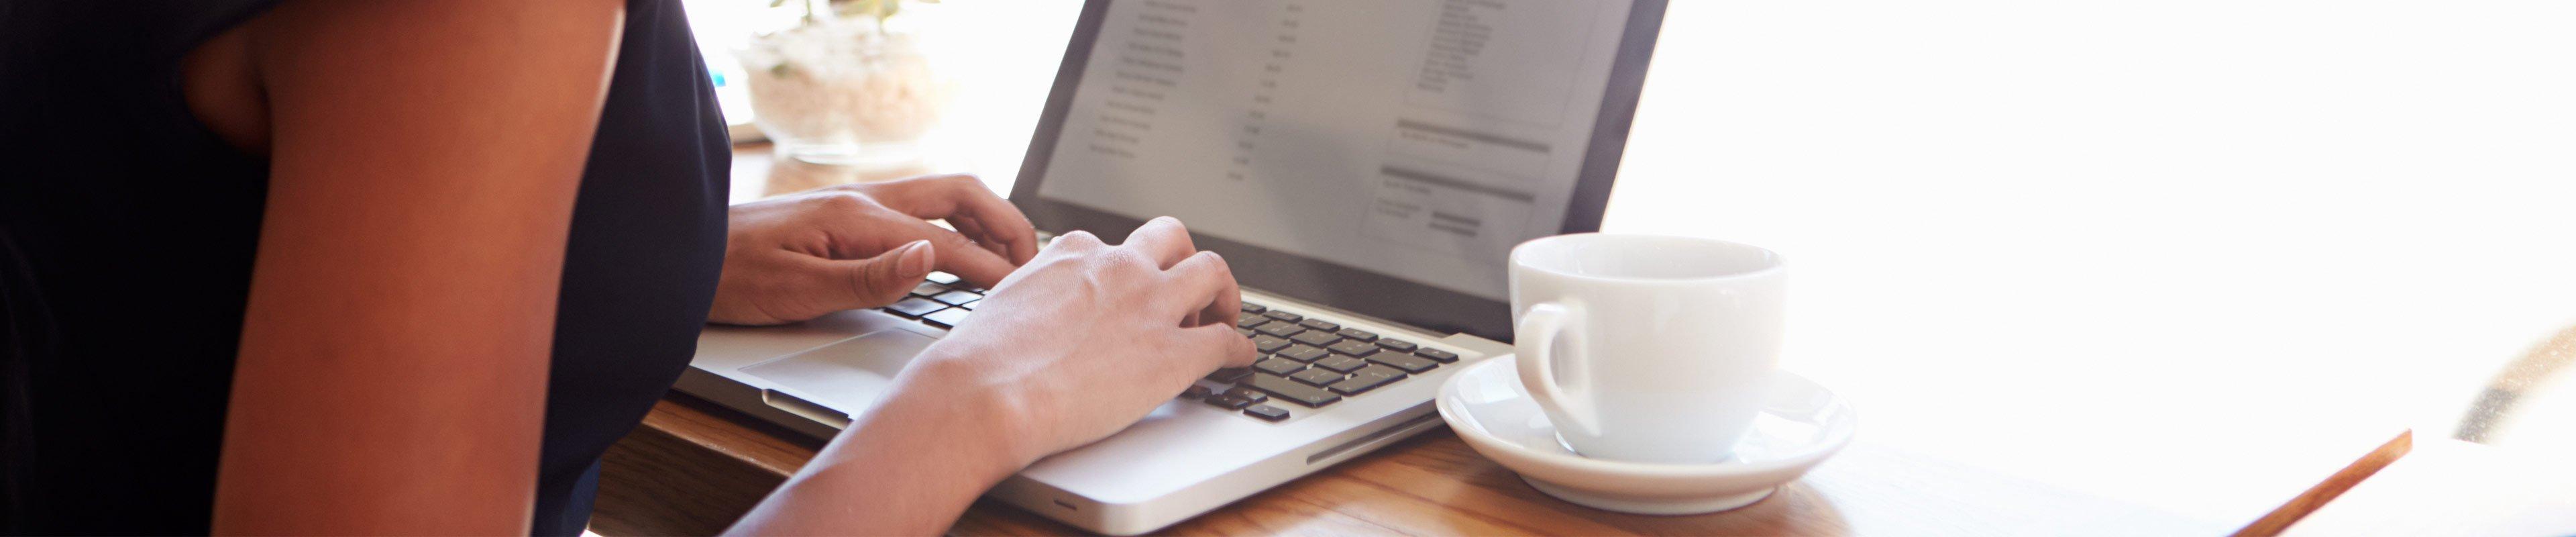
[{"left": 743, "top": 329, "right": 935, "bottom": 413}]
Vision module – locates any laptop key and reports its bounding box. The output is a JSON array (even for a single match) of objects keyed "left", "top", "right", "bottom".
[
  {"left": 1315, "top": 355, "right": 1368, "bottom": 373},
  {"left": 886, "top": 298, "right": 946, "bottom": 318},
  {"left": 1203, "top": 395, "right": 1254, "bottom": 410},
  {"left": 921, "top": 307, "right": 971, "bottom": 329},
  {"left": 1254, "top": 321, "right": 1305, "bottom": 338},
  {"left": 1204, "top": 367, "right": 1253, "bottom": 383},
  {"left": 1277, "top": 344, "right": 1330, "bottom": 362},
  {"left": 957, "top": 299, "right": 979, "bottom": 311},
  {"left": 1224, "top": 387, "right": 1270, "bottom": 404},
  {"left": 1376, "top": 338, "right": 1418, "bottom": 352},
  {"left": 1236, "top": 327, "right": 1258, "bottom": 338},
  {"left": 1243, "top": 374, "right": 1342, "bottom": 407},
  {"left": 930, "top": 289, "right": 981, "bottom": 305},
  {"left": 1243, "top": 404, "right": 1290, "bottom": 422},
  {"left": 1328, "top": 371, "right": 1401, "bottom": 395},
  {"left": 1253, "top": 336, "right": 1293, "bottom": 354},
  {"left": 1253, "top": 357, "right": 1304, "bottom": 376},
  {"left": 1289, "top": 330, "right": 1338, "bottom": 347},
  {"left": 1240, "top": 302, "right": 1268, "bottom": 314},
  {"left": 1366, "top": 352, "right": 1438, "bottom": 373},
  {"left": 1326, "top": 340, "right": 1379, "bottom": 357},
  {"left": 910, "top": 281, "right": 948, "bottom": 297},
  {"left": 925, "top": 271, "right": 963, "bottom": 286},
  {"left": 1353, "top": 364, "right": 1411, "bottom": 382},
  {"left": 1415, "top": 348, "right": 1460, "bottom": 362},
  {"left": 1181, "top": 385, "right": 1212, "bottom": 400},
  {"left": 1289, "top": 368, "right": 1344, "bottom": 386},
  {"left": 1335, "top": 329, "right": 1377, "bottom": 342},
  {"left": 1298, "top": 319, "right": 1340, "bottom": 332},
  {"left": 1262, "top": 311, "right": 1304, "bottom": 323},
  {"left": 1236, "top": 314, "right": 1268, "bottom": 329}
]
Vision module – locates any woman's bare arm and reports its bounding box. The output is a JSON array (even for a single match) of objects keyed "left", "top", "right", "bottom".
[{"left": 210, "top": 1, "right": 625, "bottom": 533}]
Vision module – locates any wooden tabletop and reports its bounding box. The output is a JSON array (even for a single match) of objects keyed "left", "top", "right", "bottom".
[{"left": 589, "top": 391, "right": 2409, "bottom": 536}]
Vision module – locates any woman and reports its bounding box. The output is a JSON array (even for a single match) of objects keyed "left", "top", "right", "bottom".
[{"left": 0, "top": 0, "right": 1251, "bottom": 534}]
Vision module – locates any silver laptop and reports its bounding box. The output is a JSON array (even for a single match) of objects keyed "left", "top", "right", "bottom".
[{"left": 678, "top": 0, "right": 1666, "bottom": 533}]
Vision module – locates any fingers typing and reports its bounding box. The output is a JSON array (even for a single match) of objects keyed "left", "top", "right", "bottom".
[
  {"left": 1120, "top": 216, "right": 1198, "bottom": 269},
  {"left": 1161, "top": 251, "right": 1241, "bottom": 328},
  {"left": 870, "top": 175, "right": 1040, "bottom": 266},
  {"left": 883, "top": 217, "right": 1018, "bottom": 287},
  {"left": 832, "top": 240, "right": 933, "bottom": 309},
  {"left": 1189, "top": 324, "right": 1260, "bottom": 369}
]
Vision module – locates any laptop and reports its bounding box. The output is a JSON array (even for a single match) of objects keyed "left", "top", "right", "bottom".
[{"left": 678, "top": 0, "right": 1666, "bottom": 533}]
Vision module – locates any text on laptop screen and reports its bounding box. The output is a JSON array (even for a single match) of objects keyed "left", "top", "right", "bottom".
[{"left": 1034, "top": 0, "right": 1640, "bottom": 301}]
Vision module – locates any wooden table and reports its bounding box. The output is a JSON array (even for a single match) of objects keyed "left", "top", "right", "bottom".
[{"left": 589, "top": 390, "right": 2409, "bottom": 536}]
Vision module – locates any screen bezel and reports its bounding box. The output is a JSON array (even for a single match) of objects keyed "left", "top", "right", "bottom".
[{"left": 1008, "top": 0, "right": 1668, "bottom": 342}]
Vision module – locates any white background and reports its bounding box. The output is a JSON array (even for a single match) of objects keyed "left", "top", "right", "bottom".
[
  {"left": 696, "top": 0, "right": 2576, "bottom": 528},
  {"left": 1602, "top": 1, "right": 2576, "bottom": 524}
]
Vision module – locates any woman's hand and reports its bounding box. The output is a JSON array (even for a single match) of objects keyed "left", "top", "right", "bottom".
[
  {"left": 912, "top": 217, "right": 1259, "bottom": 465},
  {"left": 726, "top": 217, "right": 1256, "bottom": 536},
  {"left": 709, "top": 175, "right": 1039, "bottom": 325}
]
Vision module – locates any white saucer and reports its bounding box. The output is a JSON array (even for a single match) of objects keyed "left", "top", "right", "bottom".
[{"left": 1435, "top": 356, "right": 1857, "bottom": 515}]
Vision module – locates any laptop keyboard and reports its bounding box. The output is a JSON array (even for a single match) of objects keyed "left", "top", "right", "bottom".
[
  {"left": 1201, "top": 301, "right": 1458, "bottom": 422},
  {"left": 879, "top": 271, "right": 978, "bottom": 327},
  {"left": 877, "top": 272, "right": 1462, "bottom": 424}
]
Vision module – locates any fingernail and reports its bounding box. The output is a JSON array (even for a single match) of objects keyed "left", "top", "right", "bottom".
[{"left": 900, "top": 240, "right": 933, "bottom": 274}]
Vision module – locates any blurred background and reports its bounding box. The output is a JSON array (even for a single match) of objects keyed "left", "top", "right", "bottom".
[{"left": 678, "top": 0, "right": 2575, "bottom": 528}]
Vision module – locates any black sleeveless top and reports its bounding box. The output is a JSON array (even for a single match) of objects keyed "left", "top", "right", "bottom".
[{"left": 0, "top": 1, "right": 729, "bottom": 534}]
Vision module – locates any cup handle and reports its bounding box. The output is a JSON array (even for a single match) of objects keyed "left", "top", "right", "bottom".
[{"left": 1517, "top": 302, "right": 1600, "bottom": 437}]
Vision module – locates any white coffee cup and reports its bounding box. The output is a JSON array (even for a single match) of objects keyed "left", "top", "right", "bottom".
[{"left": 1509, "top": 234, "right": 1786, "bottom": 465}]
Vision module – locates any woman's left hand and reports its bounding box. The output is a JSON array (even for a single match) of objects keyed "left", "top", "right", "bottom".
[{"left": 709, "top": 175, "right": 1040, "bottom": 326}]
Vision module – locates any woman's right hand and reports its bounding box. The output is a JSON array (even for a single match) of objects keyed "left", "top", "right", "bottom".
[
  {"left": 726, "top": 216, "right": 1256, "bottom": 536},
  {"left": 903, "top": 216, "right": 1258, "bottom": 467}
]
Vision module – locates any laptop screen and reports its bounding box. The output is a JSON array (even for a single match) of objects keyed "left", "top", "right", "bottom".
[{"left": 1014, "top": 0, "right": 1666, "bottom": 341}]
